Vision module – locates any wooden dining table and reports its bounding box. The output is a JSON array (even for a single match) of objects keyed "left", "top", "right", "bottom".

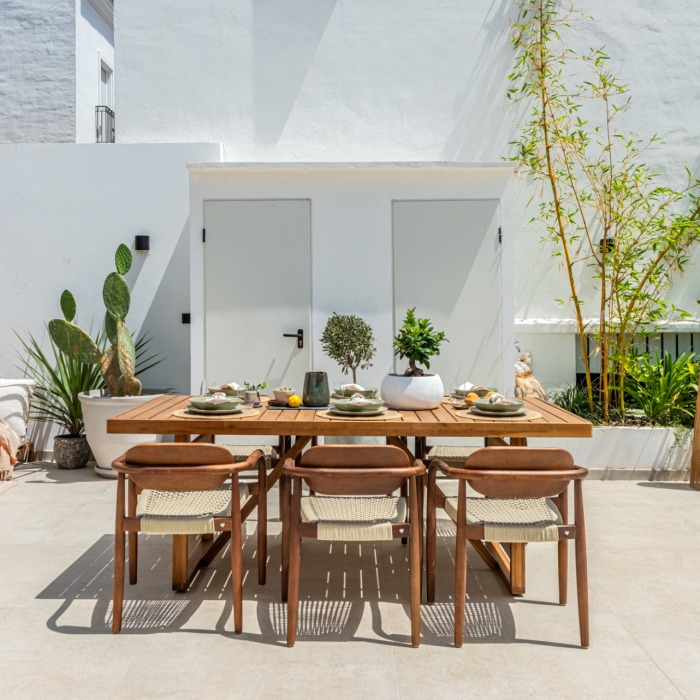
[{"left": 107, "top": 394, "right": 593, "bottom": 594}]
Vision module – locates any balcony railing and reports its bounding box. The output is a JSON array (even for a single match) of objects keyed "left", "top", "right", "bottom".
[{"left": 95, "top": 106, "right": 115, "bottom": 143}]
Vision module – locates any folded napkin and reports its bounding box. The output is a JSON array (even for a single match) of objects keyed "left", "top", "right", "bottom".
[
  {"left": 348, "top": 393, "right": 373, "bottom": 406},
  {"left": 341, "top": 383, "right": 365, "bottom": 392},
  {"left": 488, "top": 393, "right": 518, "bottom": 406},
  {"left": 457, "top": 381, "right": 486, "bottom": 393},
  {"left": 205, "top": 392, "right": 230, "bottom": 404},
  {"left": 221, "top": 381, "right": 241, "bottom": 390}
]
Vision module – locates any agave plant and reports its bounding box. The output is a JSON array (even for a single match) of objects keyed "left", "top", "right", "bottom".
[{"left": 17, "top": 331, "right": 105, "bottom": 436}]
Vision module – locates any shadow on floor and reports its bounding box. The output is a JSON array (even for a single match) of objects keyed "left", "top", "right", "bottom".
[{"left": 35, "top": 526, "right": 549, "bottom": 646}]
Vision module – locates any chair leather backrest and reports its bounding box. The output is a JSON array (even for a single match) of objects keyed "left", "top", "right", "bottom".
[
  {"left": 300, "top": 445, "right": 409, "bottom": 469},
  {"left": 464, "top": 447, "right": 577, "bottom": 499},
  {"left": 124, "top": 442, "right": 234, "bottom": 467},
  {"left": 299, "top": 445, "right": 411, "bottom": 496}
]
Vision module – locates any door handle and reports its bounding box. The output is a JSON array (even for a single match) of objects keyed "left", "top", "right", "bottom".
[{"left": 283, "top": 329, "right": 304, "bottom": 349}]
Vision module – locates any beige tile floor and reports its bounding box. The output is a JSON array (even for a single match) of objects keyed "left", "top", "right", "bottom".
[{"left": 1, "top": 462, "right": 699, "bottom": 699}]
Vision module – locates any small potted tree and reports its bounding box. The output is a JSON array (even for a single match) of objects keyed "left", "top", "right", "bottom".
[
  {"left": 320, "top": 313, "right": 377, "bottom": 388},
  {"left": 49, "top": 244, "right": 163, "bottom": 477},
  {"left": 381, "top": 307, "right": 448, "bottom": 410}
]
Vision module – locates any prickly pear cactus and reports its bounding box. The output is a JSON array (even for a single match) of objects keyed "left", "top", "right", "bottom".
[{"left": 48, "top": 244, "right": 142, "bottom": 396}]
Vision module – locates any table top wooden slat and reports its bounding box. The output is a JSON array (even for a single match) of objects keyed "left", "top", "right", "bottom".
[{"left": 107, "top": 395, "right": 593, "bottom": 439}]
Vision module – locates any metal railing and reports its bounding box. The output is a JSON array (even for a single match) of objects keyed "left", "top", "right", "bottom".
[{"left": 95, "top": 106, "right": 115, "bottom": 143}]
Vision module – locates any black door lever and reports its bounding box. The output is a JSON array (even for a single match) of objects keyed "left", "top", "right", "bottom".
[{"left": 283, "top": 329, "right": 304, "bottom": 349}]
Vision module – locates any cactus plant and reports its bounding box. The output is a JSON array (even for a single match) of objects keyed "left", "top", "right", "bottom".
[{"left": 48, "top": 244, "right": 142, "bottom": 397}]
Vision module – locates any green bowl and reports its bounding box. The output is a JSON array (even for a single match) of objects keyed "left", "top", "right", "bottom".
[
  {"left": 455, "top": 386, "right": 498, "bottom": 398},
  {"left": 190, "top": 395, "right": 243, "bottom": 411},
  {"left": 331, "top": 398, "right": 385, "bottom": 413},
  {"left": 334, "top": 388, "right": 379, "bottom": 398},
  {"left": 471, "top": 397, "right": 525, "bottom": 413}
]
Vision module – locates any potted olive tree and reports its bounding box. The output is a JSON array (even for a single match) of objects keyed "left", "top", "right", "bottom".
[
  {"left": 49, "top": 244, "right": 163, "bottom": 477},
  {"left": 381, "top": 308, "right": 448, "bottom": 410},
  {"left": 320, "top": 313, "right": 377, "bottom": 385}
]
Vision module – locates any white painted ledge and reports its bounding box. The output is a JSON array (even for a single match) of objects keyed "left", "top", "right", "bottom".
[
  {"left": 187, "top": 161, "right": 515, "bottom": 171},
  {"left": 516, "top": 318, "right": 700, "bottom": 333}
]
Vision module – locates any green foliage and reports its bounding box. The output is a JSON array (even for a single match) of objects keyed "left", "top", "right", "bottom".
[
  {"left": 392, "top": 307, "right": 447, "bottom": 377},
  {"left": 624, "top": 350, "right": 699, "bottom": 426},
  {"left": 549, "top": 384, "right": 602, "bottom": 424},
  {"left": 244, "top": 381, "right": 268, "bottom": 392},
  {"left": 48, "top": 244, "right": 143, "bottom": 396},
  {"left": 320, "top": 313, "right": 377, "bottom": 383},
  {"left": 17, "top": 330, "right": 105, "bottom": 436},
  {"left": 508, "top": 0, "right": 700, "bottom": 421}
]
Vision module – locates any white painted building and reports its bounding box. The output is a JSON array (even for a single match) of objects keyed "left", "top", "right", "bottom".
[{"left": 1, "top": 0, "right": 699, "bottom": 450}]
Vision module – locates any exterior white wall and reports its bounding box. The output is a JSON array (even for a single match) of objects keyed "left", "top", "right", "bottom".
[
  {"left": 76, "top": 0, "right": 114, "bottom": 143},
  {"left": 0, "top": 143, "right": 222, "bottom": 410},
  {"left": 115, "top": 0, "right": 700, "bottom": 387},
  {"left": 0, "top": 0, "right": 76, "bottom": 143},
  {"left": 188, "top": 163, "right": 514, "bottom": 394}
]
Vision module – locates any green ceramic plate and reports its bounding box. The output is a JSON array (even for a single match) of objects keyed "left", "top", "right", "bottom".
[
  {"left": 186, "top": 405, "right": 245, "bottom": 415},
  {"left": 469, "top": 405, "right": 527, "bottom": 418},
  {"left": 207, "top": 386, "right": 245, "bottom": 398},
  {"left": 470, "top": 398, "right": 525, "bottom": 413},
  {"left": 330, "top": 398, "right": 385, "bottom": 413},
  {"left": 334, "top": 388, "right": 379, "bottom": 398},
  {"left": 328, "top": 406, "right": 388, "bottom": 418},
  {"left": 190, "top": 395, "right": 243, "bottom": 411},
  {"left": 454, "top": 386, "right": 498, "bottom": 397}
]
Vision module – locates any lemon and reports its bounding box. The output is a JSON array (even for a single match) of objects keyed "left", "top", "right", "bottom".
[
  {"left": 466, "top": 392, "right": 479, "bottom": 400},
  {"left": 484, "top": 391, "right": 496, "bottom": 398},
  {"left": 288, "top": 394, "right": 303, "bottom": 407}
]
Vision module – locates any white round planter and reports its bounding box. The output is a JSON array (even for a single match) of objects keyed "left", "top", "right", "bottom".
[
  {"left": 380, "top": 373, "right": 444, "bottom": 410},
  {"left": 79, "top": 391, "right": 163, "bottom": 478}
]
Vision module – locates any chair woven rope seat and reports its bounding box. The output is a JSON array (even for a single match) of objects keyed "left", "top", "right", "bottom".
[
  {"left": 301, "top": 496, "right": 406, "bottom": 541},
  {"left": 136, "top": 484, "right": 250, "bottom": 534},
  {"left": 445, "top": 496, "right": 562, "bottom": 542},
  {"left": 427, "top": 445, "right": 479, "bottom": 467}
]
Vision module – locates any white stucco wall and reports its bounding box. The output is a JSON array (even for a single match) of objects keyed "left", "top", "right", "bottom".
[
  {"left": 0, "top": 0, "right": 76, "bottom": 143},
  {"left": 188, "top": 162, "right": 514, "bottom": 393},
  {"left": 0, "top": 143, "right": 222, "bottom": 415},
  {"left": 115, "top": 0, "right": 700, "bottom": 387},
  {"left": 76, "top": 0, "right": 114, "bottom": 143}
]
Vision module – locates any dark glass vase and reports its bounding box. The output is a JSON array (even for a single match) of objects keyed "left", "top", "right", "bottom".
[{"left": 303, "top": 371, "right": 330, "bottom": 407}]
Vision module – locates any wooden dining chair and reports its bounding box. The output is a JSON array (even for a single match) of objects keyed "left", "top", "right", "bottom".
[
  {"left": 426, "top": 446, "right": 589, "bottom": 648},
  {"left": 281, "top": 445, "right": 425, "bottom": 647},
  {"left": 111, "top": 442, "right": 267, "bottom": 634}
]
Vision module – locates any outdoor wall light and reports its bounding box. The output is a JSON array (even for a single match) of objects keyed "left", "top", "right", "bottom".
[{"left": 135, "top": 235, "right": 150, "bottom": 251}]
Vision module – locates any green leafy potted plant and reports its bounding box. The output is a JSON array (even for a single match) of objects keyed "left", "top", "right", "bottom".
[
  {"left": 320, "top": 312, "right": 377, "bottom": 384},
  {"left": 48, "top": 244, "right": 163, "bottom": 477},
  {"left": 381, "top": 307, "right": 448, "bottom": 410},
  {"left": 17, "top": 332, "right": 104, "bottom": 469}
]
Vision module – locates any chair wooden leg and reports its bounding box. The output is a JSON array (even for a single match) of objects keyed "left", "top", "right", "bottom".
[
  {"left": 574, "top": 481, "right": 589, "bottom": 648},
  {"left": 257, "top": 459, "right": 267, "bottom": 586},
  {"left": 128, "top": 532, "right": 138, "bottom": 585},
  {"left": 286, "top": 480, "right": 301, "bottom": 647},
  {"left": 281, "top": 474, "right": 290, "bottom": 602},
  {"left": 426, "top": 480, "right": 437, "bottom": 603},
  {"left": 400, "top": 482, "right": 408, "bottom": 545},
  {"left": 112, "top": 474, "right": 126, "bottom": 634},
  {"left": 409, "top": 479, "right": 421, "bottom": 647},
  {"left": 510, "top": 543, "right": 526, "bottom": 595},
  {"left": 558, "top": 488, "right": 569, "bottom": 605},
  {"left": 231, "top": 476, "right": 244, "bottom": 634},
  {"left": 454, "top": 482, "right": 467, "bottom": 648},
  {"left": 172, "top": 535, "right": 189, "bottom": 592}
]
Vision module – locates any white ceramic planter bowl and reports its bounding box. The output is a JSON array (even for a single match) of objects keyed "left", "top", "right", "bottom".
[
  {"left": 380, "top": 373, "right": 444, "bottom": 410},
  {"left": 79, "top": 391, "right": 163, "bottom": 478}
]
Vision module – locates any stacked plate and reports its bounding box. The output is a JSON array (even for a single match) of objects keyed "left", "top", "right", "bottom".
[
  {"left": 469, "top": 397, "right": 526, "bottom": 417},
  {"left": 329, "top": 397, "right": 387, "bottom": 417},
  {"left": 333, "top": 387, "right": 379, "bottom": 399},
  {"left": 188, "top": 395, "right": 245, "bottom": 415}
]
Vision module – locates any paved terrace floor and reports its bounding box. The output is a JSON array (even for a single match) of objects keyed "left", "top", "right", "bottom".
[{"left": 1, "top": 463, "right": 699, "bottom": 699}]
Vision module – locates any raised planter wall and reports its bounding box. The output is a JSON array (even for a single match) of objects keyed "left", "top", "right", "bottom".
[{"left": 529, "top": 426, "right": 692, "bottom": 481}]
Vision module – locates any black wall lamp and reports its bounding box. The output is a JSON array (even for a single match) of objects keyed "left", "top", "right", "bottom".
[{"left": 135, "top": 235, "right": 150, "bottom": 251}]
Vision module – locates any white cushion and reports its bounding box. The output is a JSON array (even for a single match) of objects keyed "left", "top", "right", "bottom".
[{"left": 0, "top": 379, "right": 36, "bottom": 442}]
